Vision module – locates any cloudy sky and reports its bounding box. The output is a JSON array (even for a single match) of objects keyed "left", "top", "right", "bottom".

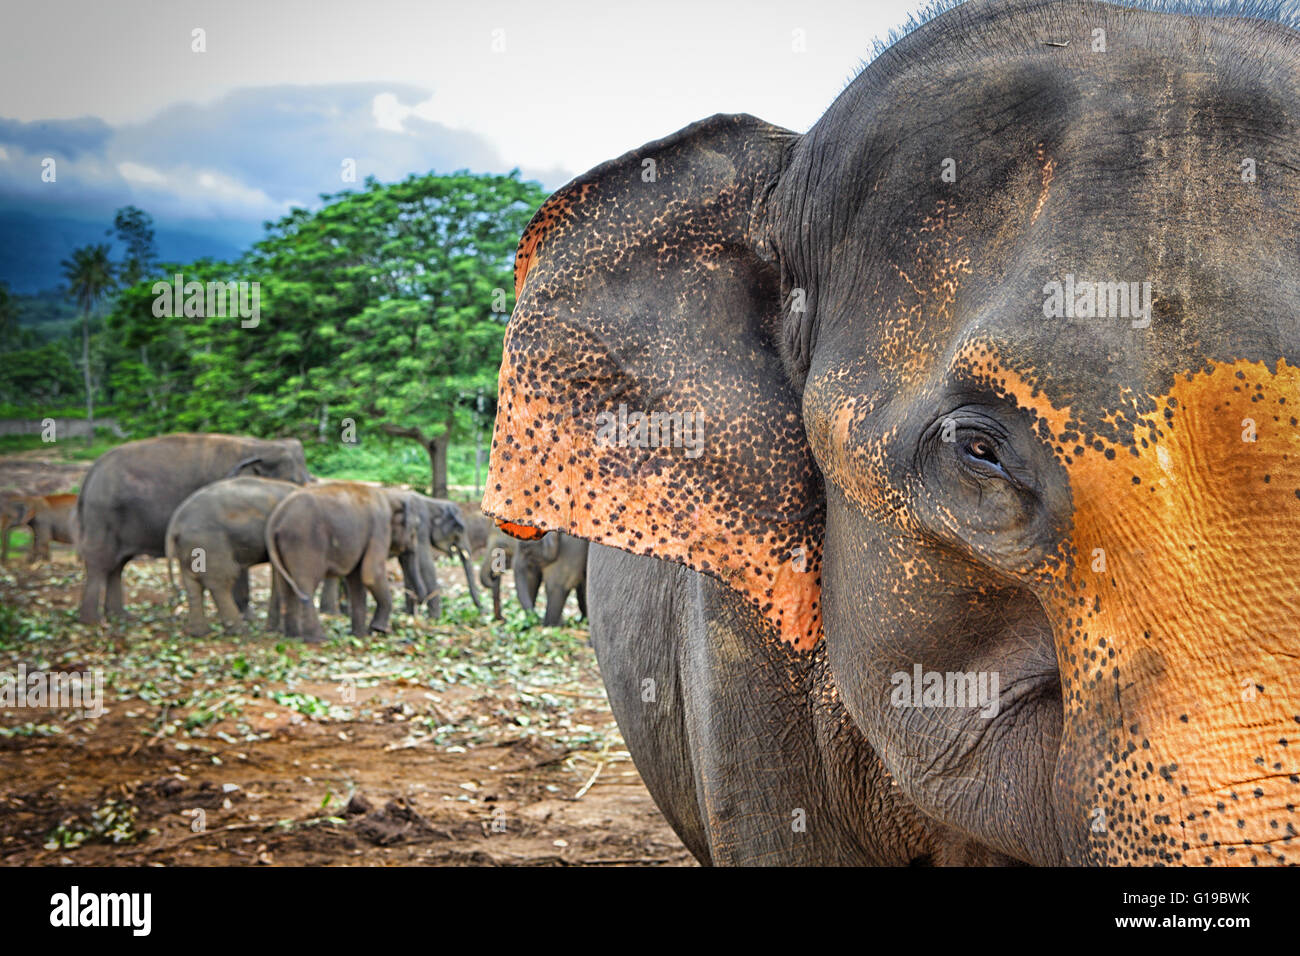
[{"left": 0, "top": 0, "right": 926, "bottom": 287}]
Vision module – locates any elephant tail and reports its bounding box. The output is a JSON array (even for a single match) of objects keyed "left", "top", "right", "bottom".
[
  {"left": 266, "top": 525, "right": 310, "bottom": 602},
  {"left": 163, "top": 520, "right": 180, "bottom": 603}
]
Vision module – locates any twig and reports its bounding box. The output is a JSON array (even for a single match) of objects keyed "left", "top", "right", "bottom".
[{"left": 573, "top": 761, "right": 603, "bottom": 800}]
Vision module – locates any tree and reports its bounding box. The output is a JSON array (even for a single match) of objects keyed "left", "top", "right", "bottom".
[
  {"left": 61, "top": 245, "right": 115, "bottom": 438},
  {"left": 245, "top": 170, "right": 547, "bottom": 494},
  {"left": 0, "top": 281, "right": 14, "bottom": 348},
  {"left": 109, "top": 206, "right": 158, "bottom": 287}
]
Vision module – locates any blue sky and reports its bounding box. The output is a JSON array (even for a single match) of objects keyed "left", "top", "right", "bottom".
[{"left": 0, "top": 0, "right": 924, "bottom": 289}]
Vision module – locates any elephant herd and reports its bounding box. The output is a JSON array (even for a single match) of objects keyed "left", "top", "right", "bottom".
[{"left": 4, "top": 431, "right": 588, "bottom": 638}]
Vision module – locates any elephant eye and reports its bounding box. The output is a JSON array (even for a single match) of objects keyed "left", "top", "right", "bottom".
[
  {"left": 958, "top": 435, "right": 1010, "bottom": 480},
  {"left": 964, "top": 437, "right": 999, "bottom": 465}
]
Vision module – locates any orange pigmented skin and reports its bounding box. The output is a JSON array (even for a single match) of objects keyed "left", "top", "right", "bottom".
[
  {"left": 952, "top": 349, "right": 1300, "bottom": 865},
  {"left": 496, "top": 519, "right": 546, "bottom": 541}
]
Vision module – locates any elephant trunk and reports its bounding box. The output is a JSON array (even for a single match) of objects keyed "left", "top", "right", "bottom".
[{"left": 456, "top": 531, "right": 483, "bottom": 612}]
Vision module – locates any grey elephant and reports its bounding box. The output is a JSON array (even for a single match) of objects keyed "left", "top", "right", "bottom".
[
  {"left": 76, "top": 433, "right": 310, "bottom": 624},
  {"left": 395, "top": 493, "right": 483, "bottom": 617},
  {"left": 164, "top": 476, "right": 299, "bottom": 636},
  {"left": 266, "top": 482, "right": 422, "bottom": 641},
  {"left": 484, "top": 0, "right": 1300, "bottom": 865},
  {"left": 317, "top": 493, "right": 482, "bottom": 619},
  {"left": 480, "top": 528, "right": 587, "bottom": 625}
]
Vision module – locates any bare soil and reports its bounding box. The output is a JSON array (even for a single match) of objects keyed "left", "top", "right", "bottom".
[{"left": 0, "top": 457, "right": 693, "bottom": 868}]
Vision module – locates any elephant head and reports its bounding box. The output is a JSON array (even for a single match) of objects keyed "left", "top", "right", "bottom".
[
  {"left": 484, "top": 0, "right": 1300, "bottom": 865},
  {"left": 419, "top": 496, "right": 483, "bottom": 613}
]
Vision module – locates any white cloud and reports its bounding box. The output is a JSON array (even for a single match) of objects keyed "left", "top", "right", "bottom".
[
  {"left": 117, "top": 160, "right": 166, "bottom": 184},
  {"left": 193, "top": 169, "right": 284, "bottom": 216}
]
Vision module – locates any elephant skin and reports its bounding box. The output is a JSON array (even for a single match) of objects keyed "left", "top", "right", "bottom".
[
  {"left": 484, "top": 0, "right": 1300, "bottom": 865},
  {"left": 76, "top": 433, "right": 310, "bottom": 624},
  {"left": 266, "top": 482, "right": 419, "bottom": 641},
  {"left": 1, "top": 492, "right": 76, "bottom": 563},
  {"left": 164, "top": 476, "right": 299, "bottom": 636}
]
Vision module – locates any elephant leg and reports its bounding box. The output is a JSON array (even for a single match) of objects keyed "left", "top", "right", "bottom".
[
  {"left": 398, "top": 552, "right": 418, "bottom": 616},
  {"left": 280, "top": 576, "right": 304, "bottom": 638},
  {"left": 577, "top": 580, "right": 588, "bottom": 621},
  {"left": 267, "top": 568, "right": 282, "bottom": 631},
  {"left": 211, "top": 574, "right": 245, "bottom": 632},
  {"left": 30, "top": 523, "right": 51, "bottom": 563},
  {"left": 319, "top": 575, "right": 340, "bottom": 614},
  {"left": 234, "top": 568, "right": 251, "bottom": 617},
  {"left": 420, "top": 548, "right": 440, "bottom": 616},
  {"left": 542, "top": 581, "right": 567, "bottom": 627},
  {"left": 181, "top": 570, "right": 209, "bottom": 637},
  {"left": 345, "top": 567, "right": 369, "bottom": 637},
  {"left": 79, "top": 555, "right": 108, "bottom": 624},
  {"left": 360, "top": 550, "right": 392, "bottom": 634},
  {"left": 491, "top": 575, "right": 503, "bottom": 621},
  {"left": 105, "top": 558, "right": 128, "bottom": 618},
  {"left": 514, "top": 564, "right": 541, "bottom": 614},
  {"left": 297, "top": 589, "right": 324, "bottom": 642}
]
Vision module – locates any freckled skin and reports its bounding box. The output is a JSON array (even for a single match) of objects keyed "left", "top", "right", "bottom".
[{"left": 487, "top": 0, "right": 1300, "bottom": 864}]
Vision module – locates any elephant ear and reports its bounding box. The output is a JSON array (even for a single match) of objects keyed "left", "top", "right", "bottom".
[{"left": 484, "top": 113, "right": 825, "bottom": 649}]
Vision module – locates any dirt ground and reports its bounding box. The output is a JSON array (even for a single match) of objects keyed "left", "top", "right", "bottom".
[{"left": 0, "top": 457, "right": 694, "bottom": 867}]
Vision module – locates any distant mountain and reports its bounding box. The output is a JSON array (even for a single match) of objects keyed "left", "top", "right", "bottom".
[{"left": 0, "top": 207, "right": 258, "bottom": 294}]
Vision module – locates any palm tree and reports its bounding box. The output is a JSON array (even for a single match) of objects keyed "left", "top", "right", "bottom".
[{"left": 61, "top": 245, "right": 115, "bottom": 442}]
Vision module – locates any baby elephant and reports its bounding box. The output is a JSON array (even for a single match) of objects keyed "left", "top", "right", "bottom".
[
  {"left": 267, "top": 482, "right": 422, "bottom": 641},
  {"left": 482, "top": 529, "right": 588, "bottom": 626},
  {"left": 1, "top": 492, "right": 77, "bottom": 563},
  {"left": 165, "top": 477, "right": 299, "bottom": 636}
]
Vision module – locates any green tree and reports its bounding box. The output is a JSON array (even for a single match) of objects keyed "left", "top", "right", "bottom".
[
  {"left": 61, "top": 244, "right": 115, "bottom": 438},
  {"left": 108, "top": 205, "right": 158, "bottom": 287},
  {"left": 243, "top": 170, "right": 546, "bottom": 494}
]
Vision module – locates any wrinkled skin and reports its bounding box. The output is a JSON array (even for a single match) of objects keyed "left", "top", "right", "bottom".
[
  {"left": 267, "top": 482, "right": 417, "bottom": 641},
  {"left": 1, "top": 493, "right": 76, "bottom": 563},
  {"left": 485, "top": 0, "right": 1300, "bottom": 864},
  {"left": 77, "top": 433, "right": 310, "bottom": 624},
  {"left": 164, "top": 477, "right": 299, "bottom": 636},
  {"left": 480, "top": 529, "right": 588, "bottom": 625}
]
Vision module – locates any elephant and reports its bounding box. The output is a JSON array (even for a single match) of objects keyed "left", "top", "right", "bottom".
[
  {"left": 480, "top": 528, "right": 586, "bottom": 625},
  {"left": 482, "top": 0, "right": 1300, "bottom": 866},
  {"left": 164, "top": 476, "right": 299, "bottom": 636},
  {"left": 266, "top": 482, "right": 422, "bottom": 641},
  {"left": 393, "top": 493, "right": 483, "bottom": 617},
  {"left": 316, "top": 493, "right": 482, "bottom": 619},
  {"left": 76, "top": 433, "right": 310, "bottom": 624},
  {"left": 1, "top": 492, "right": 77, "bottom": 563}
]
